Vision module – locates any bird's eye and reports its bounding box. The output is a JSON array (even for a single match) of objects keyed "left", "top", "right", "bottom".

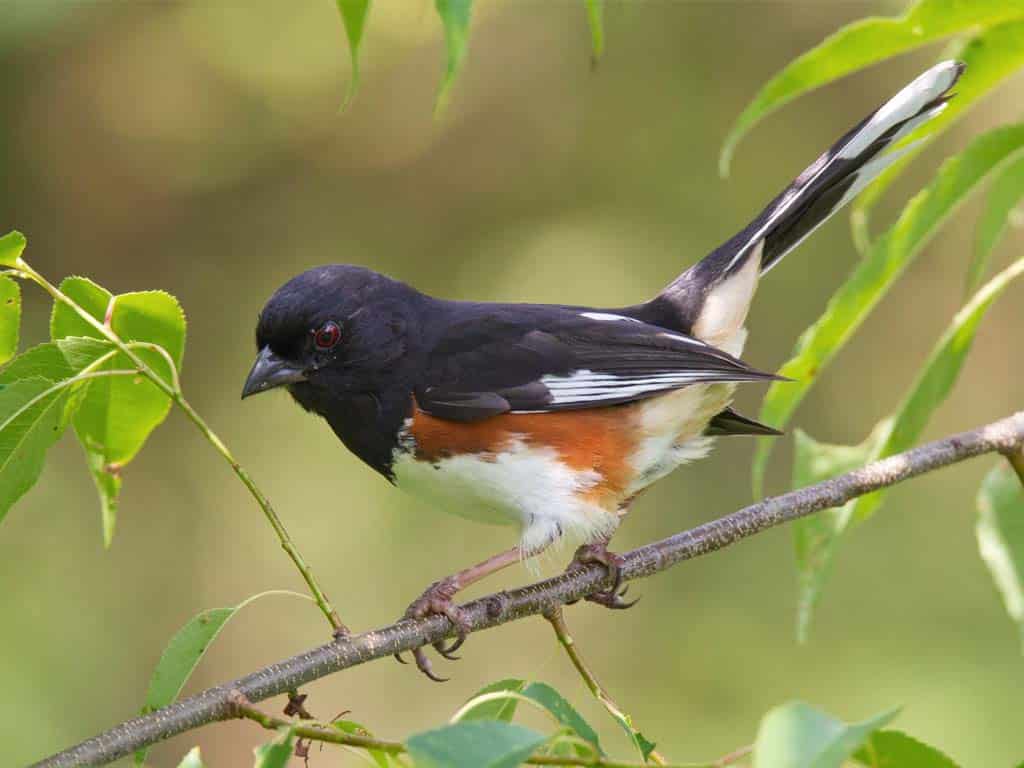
[{"left": 313, "top": 321, "right": 341, "bottom": 350}]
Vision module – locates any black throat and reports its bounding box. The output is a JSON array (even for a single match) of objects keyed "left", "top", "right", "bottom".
[{"left": 288, "top": 382, "right": 412, "bottom": 481}]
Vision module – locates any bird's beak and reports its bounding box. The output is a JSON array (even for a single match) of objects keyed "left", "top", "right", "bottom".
[{"left": 241, "top": 346, "right": 307, "bottom": 399}]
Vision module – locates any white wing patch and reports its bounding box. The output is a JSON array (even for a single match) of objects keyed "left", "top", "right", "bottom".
[
  {"left": 579, "top": 312, "right": 641, "bottom": 323},
  {"left": 538, "top": 368, "right": 726, "bottom": 405}
]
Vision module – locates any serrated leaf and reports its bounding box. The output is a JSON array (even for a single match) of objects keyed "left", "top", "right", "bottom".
[
  {"left": 460, "top": 679, "right": 526, "bottom": 722},
  {"left": 407, "top": 721, "right": 546, "bottom": 768},
  {"left": 582, "top": 0, "right": 604, "bottom": 62},
  {"left": 0, "top": 230, "right": 26, "bottom": 267},
  {"left": 968, "top": 153, "right": 1024, "bottom": 295},
  {"left": 134, "top": 591, "right": 309, "bottom": 766},
  {"left": 52, "top": 278, "right": 185, "bottom": 543},
  {"left": 977, "top": 462, "right": 1024, "bottom": 652},
  {"left": 176, "top": 746, "right": 206, "bottom": 768},
  {"left": 752, "top": 701, "right": 898, "bottom": 768},
  {"left": 335, "top": 0, "right": 370, "bottom": 108},
  {"left": 852, "top": 19, "right": 1024, "bottom": 251},
  {"left": 52, "top": 280, "right": 186, "bottom": 463},
  {"left": 0, "top": 276, "right": 20, "bottom": 366},
  {"left": 792, "top": 422, "right": 890, "bottom": 643},
  {"left": 434, "top": 0, "right": 473, "bottom": 114},
  {"left": 0, "top": 377, "right": 73, "bottom": 522},
  {"left": 719, "top": 0, "right": 1024, "bottom": 176},
  {"left": 253, "top": 727, "right": 295, "bottom": 768},
  {"left": 794, "top": 257, "right": 1024, "bottom": 638},
  {"left": 752, "top": 123, "right": 1024, "bottom": 496},
  {"left": 333, "top": 720, "right": 392, "bottom": 768},
  {"left": 853, "top": 729, "right": 960, "bottom": 767}
]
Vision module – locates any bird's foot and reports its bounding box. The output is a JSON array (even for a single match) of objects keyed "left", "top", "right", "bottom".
[
  {"left": 568, "top": 542, "right": 638, "bottom": 610},
  {"left": 393, "top": 575, "right": 471, "bottom": 682}
]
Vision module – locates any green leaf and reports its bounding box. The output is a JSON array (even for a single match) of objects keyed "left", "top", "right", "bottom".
[
  {"left": 849, "top": 256, "right": 1024, "bottom": 524},
  {"left": 851, "top": 19, "right": 1024, "bottom": 251},
  {"left": 0, "top": 230, "right": 26, "bottom": 267},
  {"left": 134, "top": 591, "right": 309, "bottom": 766},
  {"left": 976, "top": 462, "right": 1024, "bottom": 652},
  {"left": 0, "top": 337, "right": 123, "bottom": 544},
  {"left": 434, "top": 0, "right": 473, "bottom": 114},
  {"left": 752, "top": 701, "right": 898, "bottom": 768},
  {"left": 520, "top": 682, "right": 601, "bottom": 754},
  {"left": 460, "top": 679, "right": 527, "bottom": 722},
  {"left": 457, "top": 679, "right": 601, "bottom": 754},
  {"left": 634, "top": 731, "right": 657, "bottom": 762},
  {"left": 968, "top": 153, "right": 1024, "bottom": 294},
  {"left": 336, "top": 0, "right": 371, "bottom": 108},
  {"left": 0, "top": 377, "right": 74, "bottom": 522},
  {"left": 752, "top": 123, "right": 1024, "bottom": 496},
  {"left": 0, "top": 339, "right": 110, "bottom": 384},
  {"left": 333, "top": 720, "right": 392, "bottom": 768},
  {"left": 253, "top": 727, "right": 295, "bottom": 768},
  {"left": 719, "top": 0, "right": 1024, "bottom": 175},
  {"left": 51, "top": 278, "right": 186, "bottom": 544},
  {"left": 0, "top": 276, "right": 20, "bottom": 366},
  {"left": 582, "top": 0, "right": 604, "bottom": 62},
  {"left": 51, "top": 280, "right": 186, "bottom": 462},
  {"left": 794, "top": 256, "right": 1024, "bottom": 637},
  {"left": 791, "top": 422, "right": 890, "bottom": 643},
  {"left": 853, "top": 729, "right": 960, "bottom": 767},
  {"left": 406, "top": 721, "right": 546, "bottom": 768},
  {"left": 176, "top": 747, "right": 206, "bottom": 768}
]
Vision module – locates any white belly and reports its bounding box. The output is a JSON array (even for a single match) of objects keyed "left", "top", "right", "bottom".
[{"left": 391, "top": 437, "right": 619, "bottom": 554}]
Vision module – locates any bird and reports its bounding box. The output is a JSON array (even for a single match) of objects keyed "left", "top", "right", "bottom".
[{"left": 242, "top": 61, "right": 964, "bottom": 680}]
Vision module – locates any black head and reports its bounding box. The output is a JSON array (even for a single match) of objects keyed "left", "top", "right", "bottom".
[{"left": 242, "top": 265, "right": 421, "bottom": 406}]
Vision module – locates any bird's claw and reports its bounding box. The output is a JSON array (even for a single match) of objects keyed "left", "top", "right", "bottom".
[
  {"left": 587, "top": 583, "right": 640, "bottom": 609},
  {"left": 569, "top": 542, "right": 638, "bottom": 610},
  {"left": 394, "top": 576, "right": 471, "bottom": 682}
]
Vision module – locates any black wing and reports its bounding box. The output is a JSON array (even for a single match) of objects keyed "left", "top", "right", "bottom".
[{"left": 416, "top": 305, "right": 780, "bottom": 422}]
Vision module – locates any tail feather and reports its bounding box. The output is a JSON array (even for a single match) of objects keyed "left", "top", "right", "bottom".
[{"left": 652, "top": 60, "right": 964, "bottom": 336}]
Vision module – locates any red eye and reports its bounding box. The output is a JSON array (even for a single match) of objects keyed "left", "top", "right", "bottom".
[{"left": 313, "top": 321, "right": 341, "bottom": 350}]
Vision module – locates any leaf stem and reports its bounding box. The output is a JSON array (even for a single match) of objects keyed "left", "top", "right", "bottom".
[
  {"left": 14, "top": 262, "right": 347, "bottom": 635},
  {"left": 544, "top": 607, "right": 667, "bottom": 765},
  {"left": 1003, "top": 445, "right": 1024, "bottom": 486},
  {"left": 228, "top": 693, "right": 698, "bottom": 768}
]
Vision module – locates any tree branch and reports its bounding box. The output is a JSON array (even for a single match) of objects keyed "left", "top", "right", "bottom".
[{"left": 33, "top": 411, "right": 1024, "bottom": 768}]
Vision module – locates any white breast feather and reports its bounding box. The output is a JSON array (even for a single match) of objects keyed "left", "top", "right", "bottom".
[{"left": 392, "top": 433, "right": 618, "bottom": 556}]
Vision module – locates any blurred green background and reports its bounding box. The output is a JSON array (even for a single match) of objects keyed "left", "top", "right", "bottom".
[{"left": 2, "top": 1, "right": 1022, "bottom": 766}]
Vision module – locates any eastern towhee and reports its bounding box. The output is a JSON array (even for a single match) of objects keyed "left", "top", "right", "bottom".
[{"left": 243, "top": 61, "right": 964, "bottom": 680}]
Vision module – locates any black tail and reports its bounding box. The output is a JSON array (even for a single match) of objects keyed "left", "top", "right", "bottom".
[{"left": 652, "top": 60, "right": 964, "bottom": 337}]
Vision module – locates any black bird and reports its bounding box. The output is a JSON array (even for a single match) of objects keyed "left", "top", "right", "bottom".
[{"left": 243, "top": 61, "right": 963, "bottom": 680}]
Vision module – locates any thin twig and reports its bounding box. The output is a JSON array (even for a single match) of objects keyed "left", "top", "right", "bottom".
[
  {"left": 14, "top": 261, "right": 346, "bottom": 635},
  {"left": 227, "top": 692, "right": 700, "bottom": 768},
  {"left": 712, "top": 745, "right": 751, "bottom": 767},
  {"left": 545, "top": 606, "right": 667, "bottom": 765},
  {"left": 31, "top": 411, "right": 1024, "bottom": 768}
]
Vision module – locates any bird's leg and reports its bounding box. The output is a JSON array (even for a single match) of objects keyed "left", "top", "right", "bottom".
[
  {"left": 567, "top": 503, "right": 638, "bottom": 610},
  {"left": 395, "top": 545, "right": 525, "bottom": 682}
]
